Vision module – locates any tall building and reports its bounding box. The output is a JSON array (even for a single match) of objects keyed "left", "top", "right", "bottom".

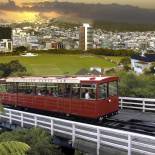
[
  {"left": 0, "top": 25, "right": 13, "bottom": 52},
  {"left": 0, "top": 39, "right": 13, "bottom": 53},
  {"left": 79, "top": 23, "right": 93, "bottom": 51}
]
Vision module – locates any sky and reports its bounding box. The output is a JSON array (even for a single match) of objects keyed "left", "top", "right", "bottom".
[
  {"left": 0, "top": 0, "right": 155, "bottom": 22},
  {"left": 8, "top": 0, "right": 155, "bottom": 9}
]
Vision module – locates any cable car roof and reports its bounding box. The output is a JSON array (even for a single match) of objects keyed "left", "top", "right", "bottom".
[{"left": 3, "top": 76, "right": 118, "bottom": 84}]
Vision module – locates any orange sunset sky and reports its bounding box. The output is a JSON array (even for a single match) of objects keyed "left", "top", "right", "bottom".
[{"left": 0, "top": 0, "right": 155, "bottom": 22}]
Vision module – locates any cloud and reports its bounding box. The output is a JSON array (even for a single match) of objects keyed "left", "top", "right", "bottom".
[
  {"left": 1, "top": 1, "right": 155, "bottom": 24},
  {"left": 0, "top": 11, "right": 9, "bottom": 22},
  {"left": 24, "top": 1, "right": 155, "bottom": 24},
  {"left": 0, "top": 0, "right": 20, "bottom": 11}
]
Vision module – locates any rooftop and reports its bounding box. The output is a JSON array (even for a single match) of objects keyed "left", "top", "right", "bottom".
[
  {"left": 131, "top": 54, "right": 155, "bottom": 62},
  {"left": 4, "top": 76, "right": 118, "bottom": 83}
]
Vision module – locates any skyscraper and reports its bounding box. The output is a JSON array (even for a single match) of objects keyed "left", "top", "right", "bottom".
[
  {"left": 0, "top": 24, "right": 13, "bottom": 52},
  {"left": 79, "top": 23, "right": 93, "bottom": 51}
]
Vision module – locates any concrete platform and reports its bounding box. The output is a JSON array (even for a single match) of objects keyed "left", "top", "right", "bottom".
[{"left": 113, "top": 109, "right": 155, "bottom": 122}]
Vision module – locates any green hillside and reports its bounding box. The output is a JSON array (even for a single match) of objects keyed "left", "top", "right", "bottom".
[{"left": 0, "top": 54, "right": 122, "bottom": 76}]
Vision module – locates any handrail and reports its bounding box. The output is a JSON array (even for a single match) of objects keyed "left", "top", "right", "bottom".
[
  {"left": 119, "top": 97, "right": 155, "bottom": 112},
  {"left": 0, "top": 108, "right": 155, "bottom": 155}
]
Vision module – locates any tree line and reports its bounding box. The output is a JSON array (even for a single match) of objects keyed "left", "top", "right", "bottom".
[
  {"left": 12, "top": 47, "right": 138, "bottom": 57},
  {"left": 107, "top": 71, "right": 155, "bottom": 98}
]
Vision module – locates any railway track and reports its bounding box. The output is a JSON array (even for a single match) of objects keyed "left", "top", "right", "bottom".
[{"left": 101, "top": 119, "right": 155, "bottom": 136}]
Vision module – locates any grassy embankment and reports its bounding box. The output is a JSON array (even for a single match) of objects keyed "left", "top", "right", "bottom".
[{"left": 0, "top": 54, "right": 123, "bottom": 75}]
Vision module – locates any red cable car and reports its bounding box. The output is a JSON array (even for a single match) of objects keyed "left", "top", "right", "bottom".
[{"left": 0, "top": 76, "right": 119, "bottom": 119}]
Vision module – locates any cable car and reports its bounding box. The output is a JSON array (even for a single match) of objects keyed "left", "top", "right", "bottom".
[{"left": 0, "top": 76, "right": 119, "bottom": 119}]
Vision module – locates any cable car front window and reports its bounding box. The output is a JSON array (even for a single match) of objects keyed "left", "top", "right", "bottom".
[
  {"left": 109, "top": 81, "right": 118, "bottom": 96},
  {"left": 98, "top": 83, "right": 108, "bottom": 99}
]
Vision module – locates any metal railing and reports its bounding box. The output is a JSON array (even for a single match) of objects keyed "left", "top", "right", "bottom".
[
  {"left": 119, "top": 97, "right": 155, "bottom": 112},
  {"left": 0, "top": 108, "right": 155, "bottom": 155}
]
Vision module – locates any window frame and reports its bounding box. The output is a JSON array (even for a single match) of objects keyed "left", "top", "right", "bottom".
[
  {"left": 108, "top": 81, "right": 118, "bottom": 97},
  {"left": 97, "top": 80, "right": 118, "bottom": 100},
  {"left": 97, "top": 83, "right": 108, "bottom": 100}
]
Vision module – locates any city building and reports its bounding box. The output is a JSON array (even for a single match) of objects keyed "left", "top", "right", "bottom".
[
  {"left": 79, "top": 23, "right": 93, "bottom": 51},
  {"left": 0, "top": 25, "right": 13, "bottom": 52},
  {"left": 131, "top": 53, "right": 155, "bottom": 74},
  {"left": 6, "top": 20, "right": 155, "bottom": 52},
  {"left": 0, "top": 39, "right": 13, "bottom": 52}
]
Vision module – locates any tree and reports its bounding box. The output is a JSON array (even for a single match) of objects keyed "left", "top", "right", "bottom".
[
  {"left": 115, "top": 71, "right": 155, "bottom": 98},
  {"left": 0, "top": 101, "right": 30, "bottom": 155},
  {"left": 7, "top": 60, "right": 27, "bottom": 76},
  {"left": 14, "top": 46, "right": 28, "bottom": 52},
  {"left": 0, "top": 141, "right": 30, "bottom": 155},
  {"left": 0, "top": 128, "right": 62, "bottom": 155},
  {"left": 149, "top": 63, "right": 155, "bottom": 74},
  {"left": 0, "top": 60, "right": 27, "bottom": 77},
  {"left": 144, "top": 63, "right": 155, "bottom": 75},
  {"left": 0, "top": 102, "right": 4, "bottom": 113},
  {"left": 119, "top": 57, "right": 131, "bottom": 66}
]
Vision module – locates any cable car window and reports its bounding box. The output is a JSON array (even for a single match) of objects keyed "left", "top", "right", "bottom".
[
  {"left": 58, "top": 84, "right": 64, "bottom": 97},
  {"left": 46, "top": 83, "right": 58, "bottom": 97},
  {"left": 18, "top": 83, "right": 26, "bottom": 94},
  {"left": 36, "top": 83, "right": 47, "bottom": 96},
  {"left": 80, "top": 84, "right": 96, "bottom": 100},
  {"left": 18, "top": 83, "right": 35, "bottom": 95},
  {"left": 109, "top": 81, "right": 118, "bottom": 96},
  {"left": 6, "top": 83, "right": 17, "bottom": 93},
  {"left": 26, "top": 83, "right": 36, "bottom": 95},
  {"left": 98, "top": 83, "right": 108, "bottom": 99},
  {"left": 0, "top": 84, "right": 7, "bottom": 93},
  {"left": 64, "top": 84, "right": 71, "bottom": 98},
  {"left": 72, "top": 84, "right": 80, "bottom": 99}
]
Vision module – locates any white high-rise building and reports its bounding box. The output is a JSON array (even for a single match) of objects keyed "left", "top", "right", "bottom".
[
  {"left": 79, "top": 23, "right": 93, "bottom": 51},
  {"left": 0, "top": 25, "right": 13, "bottom": 52},
  {"left": 0, "top": 39, "right": 13, "bottom": 52}
]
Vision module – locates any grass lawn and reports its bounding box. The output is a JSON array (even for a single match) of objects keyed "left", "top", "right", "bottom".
[
  {"left": 0, "top": 54, "right": 121, "bottom": 76},
  {"left": 105, "top": 56, "right": 124, "bottom": 63}
]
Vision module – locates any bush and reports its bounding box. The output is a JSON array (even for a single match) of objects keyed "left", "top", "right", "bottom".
[
  {"left": 14, "top": 46, "right": 28, "bottom": 52},
  {"left": 117, "top": 72, "right": 155, "bottom": 98},
  {"left": 119, "top": 57, "right": 131, "bottom": 65},
  {"left": 144, "top": 63, "right": 155, "bottom": 75},
  {"left": 0, "top": 48, "right": 139, "bottom": 57},
  {"left": 0, "top": 60, "right": 27, "bottom": 77},
  {"left": 0, "top": 128, "right": 63, "bottom": 155}
]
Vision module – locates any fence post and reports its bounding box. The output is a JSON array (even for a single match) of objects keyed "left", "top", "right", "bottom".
[
  {"left": 34, "top": 115, "right": 37, "bottom": 127},
  {"left": 21, "top": 113, "right": 24, "bottom": 127},
  {"left": 142, "top": 99, "right": 145, "bottom": 112},
  {"left": 120, "top": 98, "right": 123, "bottom": 109},
  {"left": 51, "top": 119, "right": 54, "bottom": 136},
  {"left": 97, "top": 128, "right": 100, "bottom": 155},
  {"left": 9, "top": 110, "right": 12, "bottom": 124},
  {"left": 128, "top": 135, "right": 132, "bottom": 155},
  {"left": 72, "top": 124, "right": 75, "bottom": 147}
]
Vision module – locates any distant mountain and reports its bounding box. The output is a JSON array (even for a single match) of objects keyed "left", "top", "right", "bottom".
[{"left": 30, "top": 2, "right": 155, "bottom": 24}]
